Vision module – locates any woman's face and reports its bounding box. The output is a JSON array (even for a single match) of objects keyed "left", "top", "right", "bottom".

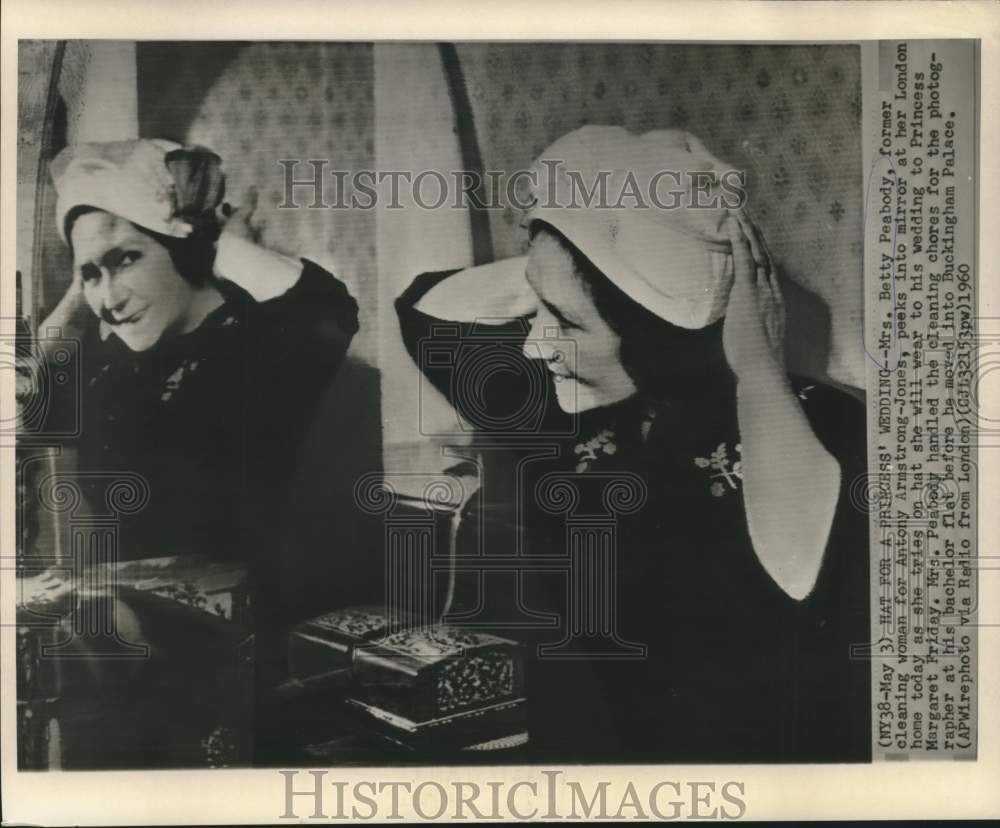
[
  {"left": 524, "top": 230, "right": 637, "bottom": 413},
  {"left": 71, "top": 211, "right": 199, "bottom": 352}
]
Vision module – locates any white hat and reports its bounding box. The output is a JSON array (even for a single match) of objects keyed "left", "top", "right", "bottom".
[
  {"left": 420, "top": 127, "right": 743, "bottom": 329},
  {"left": 51, "top": 139, "right": 225, "bottom": 244},
  {"left": 523, "top": 126, "right": 739, "bottom": 330}
]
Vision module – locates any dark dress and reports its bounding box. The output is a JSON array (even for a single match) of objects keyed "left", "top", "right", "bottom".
[
  {"left": 60, "top": 259, "right": 359, "bottom": 569},
  {"left": 20, "top": 258, "right": 359, "bottom": 768},
  {"left": 397, "top": 268, "right": 871, "bottom": 763}
]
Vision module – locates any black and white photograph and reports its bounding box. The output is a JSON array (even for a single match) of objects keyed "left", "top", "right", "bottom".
[{"left": 2, "top": 1, "right": 995, "bottom": 823}]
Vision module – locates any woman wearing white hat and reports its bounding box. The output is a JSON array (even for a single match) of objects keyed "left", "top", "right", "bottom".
[
  {"left": 40, "top": 140, "right": 359, "bottom": 568},
  {"left": 28, "top": 139, "right": 360, "bottom": 766},
  {"left": 397, "top": 127, "right": 869, "bottom": 761}
]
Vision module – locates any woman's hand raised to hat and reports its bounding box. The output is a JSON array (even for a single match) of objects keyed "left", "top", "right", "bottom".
[
  {"left": 219, "top": 186, "right": 262, "bottom": 244},
  {"left": 725, "top": 210, "right": 840, "bottom": 601},
  {"left": 722, "top": 212, "right": 786, "bottom": 382},
  {"left": 38, "top": 274, "right": 91, "bottom": 363},
  {"left": 213, "top": 186, "right": 305, "bottom": 301}
]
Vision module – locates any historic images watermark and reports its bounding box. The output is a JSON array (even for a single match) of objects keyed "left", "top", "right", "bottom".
[
  {"left": 2, "top": 321, "right": 82, "bottom": 441},
  {"left": 353, "top": 318, "right": 651, "bottom": 657},
  {"left": 278, "top": 770, "right": 748, "bottom": 821},
  {"left": 354, "top": 467, "right": 650, "bottom": 657},
  {"left": 415, "top": 318, "right": 579, "bottom": 438},
  {"left": 276, "top": 159, "right": 748, "bottom": 211},
  {"left": 8, "top": 320, "right": 151, "bottom": 657}
]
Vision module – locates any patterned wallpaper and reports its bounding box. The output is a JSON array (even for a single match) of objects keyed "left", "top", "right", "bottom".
[
  {"left": 19, "top": 41, "right": 866, "bottom": 599},
  {"left": 134, "top": 42, "right": 863, "bottom": 387},
  {"left": 458, "top": 43, "right": 864, "bottom": 387},
  {"left": 136, "top": 45, "right": 383, "bottom": 607},
  {"left": 138, "top": 42, "right": 378, "bottom": 366}
]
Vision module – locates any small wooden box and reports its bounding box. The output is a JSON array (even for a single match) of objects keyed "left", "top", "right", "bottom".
[
  {"left": 288, "top": 605, "right": 408, "bottom": 681},
  {"left": 345, "top": 696, "right": 528, "bottom": 752},
  {"left": 352, "top": 625, "right": 525, "bottom": 725}
]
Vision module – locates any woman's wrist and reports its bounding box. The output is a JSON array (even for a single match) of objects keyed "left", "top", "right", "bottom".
[
  {"left": 734, "top": 357, "right": 789, "bottom": 397},
  {"left": 37, "top": 283, "right": 91, "bottom": 364},
  {"left": 214, "top": 232, "right": 302, "bottom": 301}
]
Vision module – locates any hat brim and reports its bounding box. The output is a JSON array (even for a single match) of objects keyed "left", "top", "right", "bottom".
[{"left": 411, "top": 256, "right": 536, "bottom": 323}]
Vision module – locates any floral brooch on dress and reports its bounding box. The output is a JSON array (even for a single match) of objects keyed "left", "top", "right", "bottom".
[
  {"left": 574, "top": 428, "right": 617, "bottom": 473},
  {"left": 160, "top": 358, "right": 202, "bottom": 402},
  {"left": 694, "top": 441, "right": 744, "bottom": 497}
]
